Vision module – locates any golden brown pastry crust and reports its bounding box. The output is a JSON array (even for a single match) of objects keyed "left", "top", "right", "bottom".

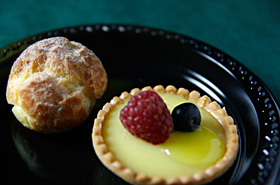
[
  {"left": 92, "top": 85, "right": 239, "bottom": 185},
  {"left": 6, "top": 37, "right": 107, "bottom": 133}
]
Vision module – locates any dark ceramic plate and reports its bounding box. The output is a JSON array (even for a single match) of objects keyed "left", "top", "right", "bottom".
[{"left": 1, "top": 25, "right": 280, "bottom": 185}]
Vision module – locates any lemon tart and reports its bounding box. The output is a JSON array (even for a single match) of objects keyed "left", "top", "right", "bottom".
[{"left": 92, "top": 85, "right": 239, "bottom": 184}]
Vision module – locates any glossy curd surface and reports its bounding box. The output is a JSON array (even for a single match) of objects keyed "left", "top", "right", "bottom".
[{"left": 103, "top": 91, "right": 226, "bottom": 177}]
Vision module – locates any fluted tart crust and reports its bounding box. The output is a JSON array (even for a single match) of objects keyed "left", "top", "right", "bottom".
[{"left": 92, "top": 85, "right": 239, "bottom": 185}]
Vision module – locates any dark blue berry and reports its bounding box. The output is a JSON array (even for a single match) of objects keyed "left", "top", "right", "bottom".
[{"left": 171, "top": 103, "right": 201, "bottom": 132}]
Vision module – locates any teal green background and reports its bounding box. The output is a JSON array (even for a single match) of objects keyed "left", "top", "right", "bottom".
[{"left": 0, "top": 0, "right": 279, "bottom": 103}]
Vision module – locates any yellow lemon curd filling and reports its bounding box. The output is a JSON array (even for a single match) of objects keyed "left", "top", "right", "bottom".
[{"left": 102, "top": 91, "right": 226, "bottom": 178}]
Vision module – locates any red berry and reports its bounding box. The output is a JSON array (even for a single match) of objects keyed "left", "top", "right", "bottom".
[{"left": 120, "top": 90, "right": 173, "bottom": 144}]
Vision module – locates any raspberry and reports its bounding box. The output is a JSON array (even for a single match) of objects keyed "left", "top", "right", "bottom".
[{"left": 120, "top": 90, "right": 173, "bottom": 144}]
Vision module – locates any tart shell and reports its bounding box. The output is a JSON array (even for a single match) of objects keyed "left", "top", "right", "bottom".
[{"left": 92, "top": 85, "right": 239, "bottom": 185}]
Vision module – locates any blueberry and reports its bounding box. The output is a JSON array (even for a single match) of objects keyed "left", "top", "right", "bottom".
[{"left": 171, "top": 103, "right": 201, "bottom": 132}]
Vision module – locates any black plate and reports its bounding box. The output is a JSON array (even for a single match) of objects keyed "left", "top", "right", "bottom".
[{"left": 1, "top": 25, "right": 280, "bottom": 185}]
